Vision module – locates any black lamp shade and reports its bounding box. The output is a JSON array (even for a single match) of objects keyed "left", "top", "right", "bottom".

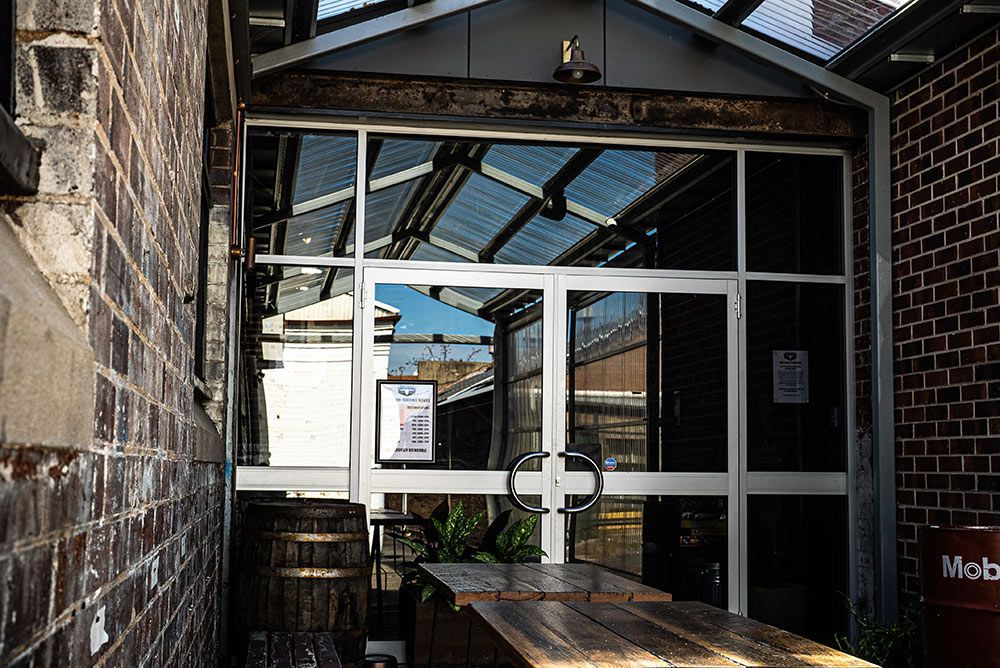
[{"left": 553, "top": 46, "right": 602, "bottom": 84}]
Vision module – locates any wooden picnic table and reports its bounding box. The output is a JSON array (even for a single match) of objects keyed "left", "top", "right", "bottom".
[
  {"left": 418, "top": 562, "right": 672, "bottom": 607},
  {"left": 468, "top": 600, "right": 877, "bottom": 668}
]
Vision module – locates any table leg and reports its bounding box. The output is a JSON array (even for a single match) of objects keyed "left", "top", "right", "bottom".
[{"left": 372, "top": 524, "right": 384, "bottom": 628}]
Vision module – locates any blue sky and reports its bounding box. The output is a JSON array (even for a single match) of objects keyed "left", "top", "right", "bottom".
[{"left": 376, "top": 284, "right": 493, "bottom": 374}]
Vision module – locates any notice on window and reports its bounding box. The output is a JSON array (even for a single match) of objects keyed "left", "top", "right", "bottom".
[
  {"left": 773, "top": 351, "right": 809, "bottom": 404},
  {"left": 376, "top": 380, "right": 436, "bottom": 463}
]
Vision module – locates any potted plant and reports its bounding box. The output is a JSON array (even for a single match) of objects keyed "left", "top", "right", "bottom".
[{"left": 396, "top": 502, "right": 544, "bottom": 667}]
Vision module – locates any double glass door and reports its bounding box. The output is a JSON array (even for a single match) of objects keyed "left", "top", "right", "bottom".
[{"left": 360, "top": 266, "right": 739, "bottom": 611}]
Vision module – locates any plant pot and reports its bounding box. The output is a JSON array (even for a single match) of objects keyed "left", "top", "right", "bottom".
[{"left": 400, "top": 585, "right": 509, "bottom": 668}]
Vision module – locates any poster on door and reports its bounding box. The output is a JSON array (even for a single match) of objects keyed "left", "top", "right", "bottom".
[
  {"left": 772, "top": 350, "right": 809, "bottom": 404},
  {"left": 376, "top": 380, "right": 437, "bottom": 463}
]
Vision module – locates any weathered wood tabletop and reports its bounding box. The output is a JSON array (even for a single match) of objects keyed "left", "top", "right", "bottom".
[
  {"left": 468, "top": 600, "right": 878, "bottom": 668},
  {"left": 418, "top": 562, "right": 672, "bottom": 606},
  {"left": 245, "top": 631, "right": 342, "bottom": 668}
]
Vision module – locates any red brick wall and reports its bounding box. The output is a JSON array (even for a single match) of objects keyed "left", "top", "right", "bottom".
[{"left": 890, "top": 28, "right": 1000, "bottom": 609}]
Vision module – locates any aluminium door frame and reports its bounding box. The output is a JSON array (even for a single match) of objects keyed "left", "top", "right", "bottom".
[{"left": 554, "top": 272, "right": 740, "bottom": 612}]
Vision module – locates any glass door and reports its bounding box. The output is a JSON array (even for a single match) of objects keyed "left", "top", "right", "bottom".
[
  {"left": 358, "top": 266, "right": 557, "bottom": 556},
  {"left": 553, "top": 274, "right": 739, "bottom": 612}
]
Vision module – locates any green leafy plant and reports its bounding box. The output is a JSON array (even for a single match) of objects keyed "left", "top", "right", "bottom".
[
  {"left": 396, "top": 501, "right": 485, "bottom": 608},
  {"left": 835, "top": 594, "right": 920, "bottom": 668},
  {"left": 396, "top": 503, "right": 547, "bottom": 608},
  {"left": 474, "top": 511, "right": 546, "bottom": 564}
]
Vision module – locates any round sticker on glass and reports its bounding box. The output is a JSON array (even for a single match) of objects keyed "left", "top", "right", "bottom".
[{"left": 603, "top": 457, "right": 618, "bottom": 472}]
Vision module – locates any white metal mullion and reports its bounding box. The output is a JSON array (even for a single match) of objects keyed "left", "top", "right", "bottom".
[
  {"left": 544, "top": 273, "right": 565, "bottom": 563},
  {"left": 350, "top": 129, "right": 368, "bottom": 505},
  {"left": 844, "top": 153, "right": 859, "bottom": 619},
  {"left": 727, "top": 279, "right": 741, "bottom": 614},
  {"left": 736, "top": 149, "right": 749, "bottom": 616}
]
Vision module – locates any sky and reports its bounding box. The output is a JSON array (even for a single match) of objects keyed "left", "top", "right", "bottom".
[{"left": 375, "top": 284, "right": 494, "bottom": 374}]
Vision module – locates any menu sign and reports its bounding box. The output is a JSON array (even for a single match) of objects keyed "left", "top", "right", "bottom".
[
  {"left": 376, "top": 380, "right": 437, "bottom": 463},
  {"left": 772, "top": 350, "right": 809, "bottom": 404}
]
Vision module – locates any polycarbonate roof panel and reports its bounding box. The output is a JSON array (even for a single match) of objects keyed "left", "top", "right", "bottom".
[
  {"left": 370, "top": 138, "right": 439, "bottom": 180},
  {"left": 317, "top": 0, "right": 391, "bottom": 21},
  {"left": 495, "top": 212, "right": 594, "bottom": 266},
  {"left": 284, "top": 201, "right": 350, "bottom": 256},
  {"left": 686, "top": 0, "right": 725, "bottom": 10},
  {"left": 432, "top": 172, "right": 531, "bottom": 252},
  {"left": 566, "top": 151, "right": 695, "bottom": 218},
  {"left": 292, "top": 134, "right": 357, "bottom": 205},
  {"left": 743, "top": 0, "right": 913, "bottom": 60},
  {"left": 365, "top": 181, "right": 418, "bottom": 241},
  {"left": 483, "top": 144, "right": 578, "bottom": 186},
  {"left": 409, "top": 241, "right": 468, "bottom": 263}
]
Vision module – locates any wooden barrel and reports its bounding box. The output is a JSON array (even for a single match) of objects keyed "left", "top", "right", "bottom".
[{"left": 239, "top": 501, "right": 370, "bottom": 668}]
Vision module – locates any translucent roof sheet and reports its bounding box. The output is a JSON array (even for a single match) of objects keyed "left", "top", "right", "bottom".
[
  {"left": 365, "top": 181, "right": 417, "bottom": 241},
  {"left": 284, "top": 201, "right": 350, "bottom": 256},
  {"left": 687, "top": 0, "right": 725, "bottom": 10},
  {"left": 743, "top": 0, "right": 912, "bottom": 60},
  {"left": 317, "top": 0, "right": 390, "bottom": 22},
  {"left": 370, "top": 138, "right": 438, "bottom": 180},
  {"left": 292, "top": 135, "right": 356, "bottom": 205},
  {"left": 484, "top": 144, "right": 577, "bottom": 187},
  {"left": 495, "top": 212, "right": 593, "bottom": 266},
  {"left": 566, "top": 151, "right": 693, "bottom": 218},
  {"left": 433, "top": 173, "right": 530, "bottom": 252}
]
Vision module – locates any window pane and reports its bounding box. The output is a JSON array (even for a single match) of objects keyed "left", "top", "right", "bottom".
[
  {"left": 239, "top": 266, "right": 355, "bottom": 467},
  {"left": 568, "top": 291, "right": 728, "bottom": 473},
  {"left": 746, "top": 281, "right": 845, "bottom": 471},
  {"left": 568, "top": 495, "right": 727, "bottom": 608},
  {"left": 748, "top": 495, "right": 848, "bottom": 643},
  {"left": 746, "top": 152, "right": 843, "bottom": 275},
  {"left": 248, "top": 129, "right": 357, "bottom": 258},
  {"left": 372, "top": 284, "right": 543, "bottom": 471},
  {"left": 363, "top": 135, "right": 733, "bottom": 270}
]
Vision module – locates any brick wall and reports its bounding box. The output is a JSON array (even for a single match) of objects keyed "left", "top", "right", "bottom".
[
  {"left": 0, "top": 0, "right": 230, "bottom": 665},
  {"left": 890, "top": 28, "right": 1000, "bottom": 609}
]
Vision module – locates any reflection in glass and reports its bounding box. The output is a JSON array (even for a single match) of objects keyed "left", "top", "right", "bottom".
[
  {"left": 239, "top": 266, "right": 355, "bottom": 467},
  {"left": 748, "top": 495, "right": 848, "bottom": 642},
  {"left": 568, "top": 495, "right": 727, "bottom": 608},
  {"left": 372, "top": 284, "right": 543, "bottom": 472},
  {"left": 746, "top": 152, "right": 843, "bottom": 275},
  {"left": 247, "top": 129, "right": 358, "bottom": 258},
  {"left": 360, "top": 135, "right": 733, "bottom": 270},
  {"left": 746, "top": 281, "right": 845, "bottom": 471},
  {"left": 567, "top": 291, "right": 728, "bottom": 473}
]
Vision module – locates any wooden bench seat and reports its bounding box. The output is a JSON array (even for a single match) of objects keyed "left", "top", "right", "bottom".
[{"left": 245, "top": 631, "right": 342, "bottom": 668}]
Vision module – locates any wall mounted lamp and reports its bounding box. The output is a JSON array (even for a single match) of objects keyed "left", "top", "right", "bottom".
[{"left": 552, "top": 34, "right": 602, "bottom": 84}]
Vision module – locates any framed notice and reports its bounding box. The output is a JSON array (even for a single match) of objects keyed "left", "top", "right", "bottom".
[
  {"left": 376, "top": 380, "right": 437, "bottom": 464},
  {"left": 772, "top": 350, "right": 809, "bottom": 404}
]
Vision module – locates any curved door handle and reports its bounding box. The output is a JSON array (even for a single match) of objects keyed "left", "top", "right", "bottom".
[
  {"left": 557, "top": 451, "right": 605, "bottom": 514},
  {"left": 507, "top": 451, "right": 551, "bottom": 514}
]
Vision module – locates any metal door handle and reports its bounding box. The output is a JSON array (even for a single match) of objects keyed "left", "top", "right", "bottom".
[
  {"left": 557, "top": 451, "right": 604, "bottom": 514},
  {"left": 507, "top": 451, "right": 550, "bottom": 514}
]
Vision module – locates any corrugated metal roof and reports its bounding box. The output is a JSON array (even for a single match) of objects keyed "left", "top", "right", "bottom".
[
  {"left": 292, "top": 134, "right": 357, "bottom": 205},
  {"left": 743, "top": 0, "right": 912, "bottom": 60}
]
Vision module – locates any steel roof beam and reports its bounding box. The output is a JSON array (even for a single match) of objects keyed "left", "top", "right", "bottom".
[
  {"left": 252, "top": 0, "right": 503, "bottom": 76},
  {"left": 630, "top": 0, "right": 896, "bottom": 624},
  {"left": 712, "top": 0, "right": 765, "bottom": 26}
]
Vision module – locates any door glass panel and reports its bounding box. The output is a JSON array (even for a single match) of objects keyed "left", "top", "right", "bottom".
[
  {"left": 566, "top": 291, "right": 728, "bottom": 473},
  {"left": 748, "top": 495, "right": 848, "bottom": 643},
  {"left": 746, "top": 281, "right": 846, "bottom": 471},
  {"left": 566, "top": 495, "right": 727, "bottom": 608},
  {"left": 238, "top": 265, "right": 355, "bottom": 467},
  {"left": 372, "top": 283, "right": 543, "bottom": 471}
]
